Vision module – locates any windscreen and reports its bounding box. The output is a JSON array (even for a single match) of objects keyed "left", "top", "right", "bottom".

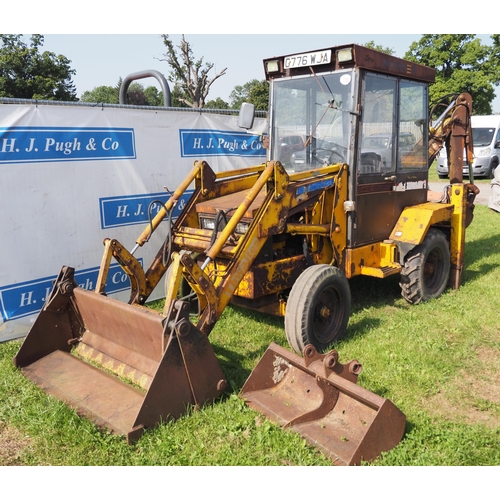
[
  {"left": 473, "top": 127, "right": 495, "bottom": 147},
  {"left": 270, "top": 70, "right": 354, "bottom": 171}
]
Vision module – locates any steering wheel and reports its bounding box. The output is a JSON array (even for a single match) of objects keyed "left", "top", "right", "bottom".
[{"left": 311, "top": 146, "right": 345, "bottom": 166}]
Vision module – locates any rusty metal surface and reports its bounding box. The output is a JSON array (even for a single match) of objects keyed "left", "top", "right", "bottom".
[
  {"left": 196, "top": 189, "right": 266, "bottom": 218},
  {"left": 241, "top": 342, "right": 406, "bottom": 465},
  {"left": 14, "top": 266, "right": 227, "bottom": 444},
  {"left": 21, "top": 349, "right": 145, "bottom": 436},
  {"left": 72, "top": 287, "right": 165, "bottom": 386},
  {"left": 264, "top": 44, "right": 435, "bottom": 83}
]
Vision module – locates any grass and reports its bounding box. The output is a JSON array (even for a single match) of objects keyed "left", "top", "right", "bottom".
[{"left": 1, "top": 205, "right": 500, "bottom": 467}]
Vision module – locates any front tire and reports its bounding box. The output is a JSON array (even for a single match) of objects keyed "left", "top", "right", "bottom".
[
  {"left": 285, "top": 265, "right": 351, "bottom": 355},
  {"left": 400, "top": 229, "right": 450, "bottom": 304},
  {"left": 488, "top": 160, "right": 498, "bottom": 179}
]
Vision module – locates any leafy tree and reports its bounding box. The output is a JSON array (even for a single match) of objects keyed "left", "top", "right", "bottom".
[
  {"left": 0, "top": 34, "right": 77, "bottom": 101},
  {"left": 144, "top": 86, "right": 163, "bottom": 106},
  {"left": 124, "top": 82, "right": 149, "bottom": 105},
  {"left": 405, "top": 34, "right": 499, "bottom": 115},
  {"left": 205, "top": 97, "right": 230, "bottom": 109},
  {"left": 229, "top": 78, "right": 269, "bottom": 110},
  {"left": 247, "top": 79, "right": 269, "bottom": 111},
  {"left": 170, "top": 84, "right": 189, "bottom": 108},
  {"left": 160, "top": 35, "right": 227, "bottom": 108},
  {"left": 80, "top": 80, "right": 163, "bottom": 106},
  {"left": 80, "top": 85, "right": 119, "bottom": 104},
  {"left": 363, "top": 41, "right": 395, "bottom": 55}
]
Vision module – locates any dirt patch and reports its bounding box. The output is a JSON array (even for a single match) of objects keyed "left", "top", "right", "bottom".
[
  {"left": 424, "top": 347, "right": 500, "bottom": 428},
  {"left": 0, "top": 421, "right": 32, "bottom": 465}
]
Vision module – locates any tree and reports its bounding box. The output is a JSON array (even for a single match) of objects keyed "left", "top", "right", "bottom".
[
  {"left": 0, "top": 34, "right": 77, "bottom": 101},
  {"left": 229, "top": 79, "right": 269, "bottom": 110},
  {"left": 205, "top": 97, "right": 230, "bottom": 109},
  {"left": 170, "top": 84, "right": 189, "bottom": 108},
  {"left": 363, "top": 41, "right": 395, "bottom": 55},
  {"left": 80, "top": 85, "right": 119, "bottom": 104},
  {"left": 80, "top": 79, "right": 164, "bottom": 106},
  {"left": 124, "top": 82, "right": 150, "bottom": 105},
  {"left": 247, "top": 79, "right": 269, "bottom": 111},
  {"left": 404, "top": 35, "right": 499, "bottom": 115},
  {"left": 143, "top": 86, "right": 163, "bottom": 106},
  {"left": 160, "top": 35, "right": 227, "bottom": 108}
]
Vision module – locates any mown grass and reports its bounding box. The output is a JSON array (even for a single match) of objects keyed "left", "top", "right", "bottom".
[{"left": 1, "top": 205, "right": 499, "bottom": 466}]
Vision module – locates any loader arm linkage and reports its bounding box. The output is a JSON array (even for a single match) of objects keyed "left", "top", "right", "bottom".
[{"left": 95, "top": 159, "right": 346, "bottom": 336}]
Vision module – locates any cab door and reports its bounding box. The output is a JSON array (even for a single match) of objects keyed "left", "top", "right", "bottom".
[{"left": 352, "top": 73, "right": 428, "bottom": 247}]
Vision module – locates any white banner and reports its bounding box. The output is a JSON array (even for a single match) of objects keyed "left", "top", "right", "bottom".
[{"left": 0, "top": 102, "right": 267, "bottom": 341}]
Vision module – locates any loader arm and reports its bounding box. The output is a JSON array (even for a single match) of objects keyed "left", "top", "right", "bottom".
[{"left": 161, "top": 161, "right": 343, "bottom": 335}]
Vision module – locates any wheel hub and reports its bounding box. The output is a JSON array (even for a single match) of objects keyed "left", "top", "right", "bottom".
[{"left": 319, "top": 306, "right": 331, "bottom": 318}]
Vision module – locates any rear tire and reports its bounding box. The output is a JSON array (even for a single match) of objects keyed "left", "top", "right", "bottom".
[
  {"left": 285, "top": 265, "right": 350, "bottom": 355},
  {"left": 400, "top": 229, "right": 450, "bottom": 304}
]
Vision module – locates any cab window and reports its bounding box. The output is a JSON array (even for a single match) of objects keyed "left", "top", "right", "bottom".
[
  {"left": 359, "top": 74, "right": 397, "bottom": 175},
  {"left": 398, "top": 81, "right": 427, "bottom": 171}
]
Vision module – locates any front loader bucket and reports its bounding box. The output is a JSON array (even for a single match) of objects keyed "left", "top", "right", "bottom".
[
  {"left": 241, "top": 343, "right": 405, "bottom": 466},
  {"left": 14, "top": 266, "right": 227, "bottom": 443}
]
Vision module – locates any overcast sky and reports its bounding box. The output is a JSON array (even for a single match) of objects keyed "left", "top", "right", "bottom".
[{"left": 3, "top": 4, "right": 498, "bottom": 110}]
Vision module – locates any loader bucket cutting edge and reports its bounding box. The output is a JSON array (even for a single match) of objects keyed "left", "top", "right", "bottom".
[
  {"left": 240, "top": 342, "right": 406, "bottom": 466},
  {"left": 13, "top": 266, "right": 227, "bottom": 444}
]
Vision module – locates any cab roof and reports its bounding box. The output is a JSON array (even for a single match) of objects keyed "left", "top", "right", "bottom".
[{"left": 263, "top": 43, "right": 435, "bottom": 84}]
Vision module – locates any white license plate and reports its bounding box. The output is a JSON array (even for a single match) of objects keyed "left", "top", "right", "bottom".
[{"left": 284, "top": 50, "right": 331, "bottom": 69}]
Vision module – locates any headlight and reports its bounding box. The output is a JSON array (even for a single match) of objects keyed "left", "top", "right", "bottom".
[
  {"left": 200, "top": 217, "right": 249, "bottom": 234},
  {"left": 235, "top": 222, "right": 249, "bottom": 234},
  {"left": 200, "top": 217, "right": 216, "bottom": 230},
  {"left": 478, "top": 147, "right": 491, "bottom": 157},
  {"left": 266, "top": 60, "right": 280, "bottom": 73}
]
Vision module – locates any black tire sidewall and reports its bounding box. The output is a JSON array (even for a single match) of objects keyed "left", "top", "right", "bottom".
[
  {"left": 401, "top": 229, "right": 450, "bottom": 303},
  {"left": 285, "top": 265, "right": 350, "bottom": 354}
]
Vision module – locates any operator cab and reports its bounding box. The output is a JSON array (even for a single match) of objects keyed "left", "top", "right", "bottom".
[{"left": 263, "top": 44, "right": 435, "bottom": 246}]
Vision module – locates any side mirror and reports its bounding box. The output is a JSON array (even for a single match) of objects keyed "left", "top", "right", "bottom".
[{"left": 238, "top": 102, "right": 255, "bottom": 130}]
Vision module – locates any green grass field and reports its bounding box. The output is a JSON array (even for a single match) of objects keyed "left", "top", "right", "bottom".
[{"left": 1, "top": 204, "right": 499, "bottom": 468}]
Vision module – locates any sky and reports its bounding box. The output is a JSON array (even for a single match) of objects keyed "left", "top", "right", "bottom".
[
  {"left": 38, "top": 34, "right": 425, "bottom": 101},
  {"left": 35, "top": 34, "right": 500, "bottom": 113},
  {"left": 3, "top": 3, "right": 499, "bottom": 110}
]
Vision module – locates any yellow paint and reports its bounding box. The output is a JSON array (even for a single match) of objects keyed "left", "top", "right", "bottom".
[
  {"left": 390, "top": 203, "right": 454, "bottom": 245},
  {"left": 344, "top": 242, "right": 401, "bottom": 278},
  {"left": 448, "top": 184, "right": 467, "bottom": 288}
]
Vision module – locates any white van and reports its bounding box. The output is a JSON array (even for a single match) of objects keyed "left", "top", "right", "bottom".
[{"left": 436, "top": 115, "right": 500, "bottom": 179}]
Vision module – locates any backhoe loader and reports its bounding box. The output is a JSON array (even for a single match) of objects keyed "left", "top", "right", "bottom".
[{"left": 14, "top": 44, "right": 478, "bottom": 465}]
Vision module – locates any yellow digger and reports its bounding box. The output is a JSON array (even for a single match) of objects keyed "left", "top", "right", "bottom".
[{"left": 14, "top": 44, "right": 477, "bottom": 465}]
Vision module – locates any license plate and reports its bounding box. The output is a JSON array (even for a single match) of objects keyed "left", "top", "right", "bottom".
[{"left": 284, "top": 50, "right": 331, "bottom": 69}]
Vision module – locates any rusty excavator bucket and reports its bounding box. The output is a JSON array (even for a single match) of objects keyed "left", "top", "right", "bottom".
[
  {"left": 13, "top": 266, "right": 227, "bottom": 443},
  {"left": 241, "top": 342, "right": 406, "bottom": 465}
]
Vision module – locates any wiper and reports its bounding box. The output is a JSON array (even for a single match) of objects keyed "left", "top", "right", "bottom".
[
  {"left": 304, "top": 100, "right": 337, "bottom": 147},
  {"left": 304, "top": 66, "right": 346, "bottom": 148}
]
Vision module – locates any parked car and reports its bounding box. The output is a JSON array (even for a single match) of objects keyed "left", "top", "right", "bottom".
[
  {"left": 436, "top": 115, "right": 500, "bottom": 179},
  {"left": 278, "top": 134, "right": 306, "bottom": 166},
  {"left": 361, "top": 132, "right": 416, "bottom": 170},
  {"left": 289, "top": 137, "right": 347, "bottom": 170}
]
